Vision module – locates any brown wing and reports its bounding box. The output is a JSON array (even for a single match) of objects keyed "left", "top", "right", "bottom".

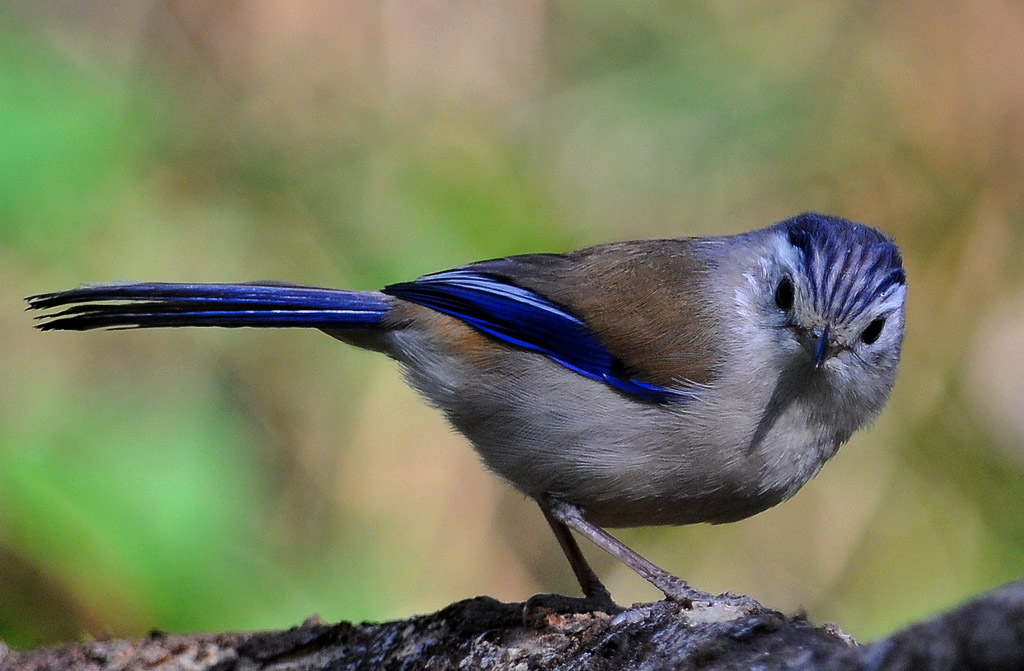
[{"left": 463, "top": 239, "right": 724, "bottom": 388}]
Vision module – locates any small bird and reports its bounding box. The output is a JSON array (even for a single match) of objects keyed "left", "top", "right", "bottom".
[{"left": 27, "top": 212, "right": 906, "bottom": 610}]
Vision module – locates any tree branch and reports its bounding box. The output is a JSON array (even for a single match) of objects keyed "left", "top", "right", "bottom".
[{"left": 2, "top": 581, "right": 1022, "bottom": 670}]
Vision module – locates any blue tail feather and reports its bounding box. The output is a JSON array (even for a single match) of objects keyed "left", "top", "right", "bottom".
[{"left": 27, "top": 282, "right": 391, "bottom": 331}]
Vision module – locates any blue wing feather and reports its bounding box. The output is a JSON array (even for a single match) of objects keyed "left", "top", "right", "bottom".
[{"left": 384, "top": 270, "right": 689, "bottom": 403}]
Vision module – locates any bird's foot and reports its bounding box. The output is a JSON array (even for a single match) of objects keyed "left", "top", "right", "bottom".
[
  {"left": 654, "top": 575, "right": 715, "bottom": 608},
  {"left": 523, "top": 590, "right": 623, "bottom": 620}
]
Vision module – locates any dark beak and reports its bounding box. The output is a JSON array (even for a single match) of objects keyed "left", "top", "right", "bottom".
[{"left": 813, "top": 326, "right": 831, "bottom": 369}]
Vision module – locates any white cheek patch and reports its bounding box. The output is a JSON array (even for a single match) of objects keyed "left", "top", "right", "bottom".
[
  {"left": 734, "top": 235, "right": 799, "bottom": 322},
  {"left": 735, "top": 265, "right": 767, "bottom": 323},
  {"left": 876, "top": 283, "right": 907, "bottom": 316},
  {"left": 731, "top": 240, "right": 797, "bottom": 366},
  {"left": 771, "top": 235, "right": 804, "bottom": 271}
]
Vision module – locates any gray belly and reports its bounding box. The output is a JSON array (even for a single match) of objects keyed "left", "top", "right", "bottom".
[{"left": 387, "top": 321, "right": 840, "bottom": 529}]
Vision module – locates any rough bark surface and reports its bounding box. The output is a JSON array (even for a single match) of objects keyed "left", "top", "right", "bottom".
[{"left": 2, "top": 581, "right": 1022, "bottom": 671}]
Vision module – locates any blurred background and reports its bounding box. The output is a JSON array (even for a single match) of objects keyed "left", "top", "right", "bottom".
[{"left": 3, "top": 0, "right": 1024, "bottom": 649}]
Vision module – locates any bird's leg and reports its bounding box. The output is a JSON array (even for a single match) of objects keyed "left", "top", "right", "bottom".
[
  {"left": 540, "top": 505, "right": 615, "bottom": 602},
  {"left": 524, "top": 502, "right": 620, "bottom": 614},
  {"left": 541, "top": 495, "right": 712, "bottom": 606}
]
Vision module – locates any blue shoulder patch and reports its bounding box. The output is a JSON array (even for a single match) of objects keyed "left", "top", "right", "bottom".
[{"left": 383, "top": 269, "right": 688, "bottom": 403}]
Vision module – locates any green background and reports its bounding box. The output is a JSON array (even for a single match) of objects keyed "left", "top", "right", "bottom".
[{"left": 3, "top": 1, "right": 1024, "bottom": 648}]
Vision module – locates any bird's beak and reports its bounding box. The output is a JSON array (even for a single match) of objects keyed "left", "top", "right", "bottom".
[{"left": 813, "top": 326, "right": 831, "bottom": 369}]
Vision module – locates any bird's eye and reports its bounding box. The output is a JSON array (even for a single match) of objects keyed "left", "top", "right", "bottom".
[
  {"left": 774, "top": 277, "right": 794, "bottom": 312},
  {"left": 861, "top": 318, "right": 885, "bottom": 345}
]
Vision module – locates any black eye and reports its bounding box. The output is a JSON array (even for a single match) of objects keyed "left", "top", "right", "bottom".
[
  {"left": 774, "top": 277, "right": 794, "bottom": 312},
  {"left": 861, "top": 318, "right": 885, "bottom": 345}
]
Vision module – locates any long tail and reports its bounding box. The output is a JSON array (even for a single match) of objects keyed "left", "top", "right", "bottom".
[{"left": 26, "top": 282, "right": 392, "bottom": 331}]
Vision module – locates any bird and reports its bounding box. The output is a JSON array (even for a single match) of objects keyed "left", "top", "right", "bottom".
[{"left": 26, "top": 212, "right": 907, "bottom": 611}]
